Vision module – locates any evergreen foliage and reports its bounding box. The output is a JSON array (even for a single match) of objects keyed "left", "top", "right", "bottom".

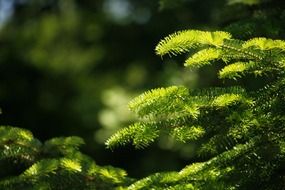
[
  {"left": 0, "top": 126, "right": 133, "bottom": 189},
  {"left": 1, "top": 0, "right": 285, "bottom": 189},
  {"left": 107, "top": 29, "right": 285, "bottom": 189},
  {"left": 2, "top": 29, "right": 284, "bottom": 189}
]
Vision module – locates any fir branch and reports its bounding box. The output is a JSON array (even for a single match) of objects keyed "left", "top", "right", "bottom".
[
  {"left": 185, "top": 48, "right": 222, "bottom": 68},
  {"left": 155, "top": 30, "right": 231, "bottom": 56},
  {"left": 219, "top": 61, "right": 256, "bottom": 79},
  {"left": 43, "top": 136, "right": 85, "bottom": 156},
  {"left": 106, "top": 122, "right": 160, "bottom": 149}
]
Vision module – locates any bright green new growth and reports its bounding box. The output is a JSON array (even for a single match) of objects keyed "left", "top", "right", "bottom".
[
  {"left": 0, "top": 126, "right": 133, "bottom": 190},
  {"left": 107, "top": 30, "right": 285, "bottom": 189},
  {"left": 106, "top": 84, "right": 253, "bottom": 150},
  {"left": 219, "top": 61, "right": 255, "bottom": 79},
  {"left": 156, "top": 30, "right": 285, "bottom": 75},
  {"left": 155, "top": 30, "right": 232, "bottom": 57}
]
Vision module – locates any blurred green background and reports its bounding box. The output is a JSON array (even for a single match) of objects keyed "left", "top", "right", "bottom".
[{"left": 1, "top": 0, "right": 283, "bottom": 178}]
